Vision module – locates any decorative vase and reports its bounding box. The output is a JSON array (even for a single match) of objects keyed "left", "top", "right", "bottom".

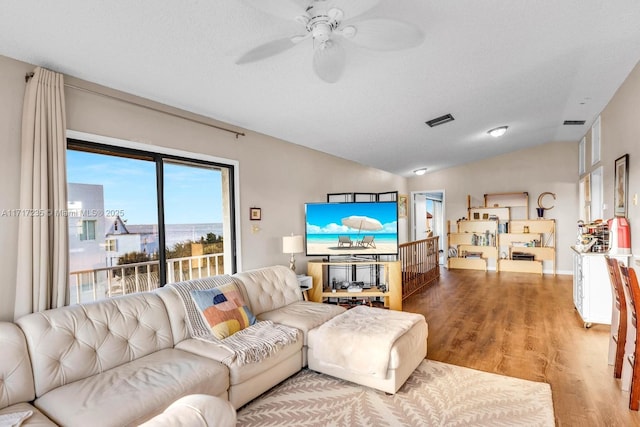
[{"left": 536, "top": 207, "right": 545, "bottom": 218}]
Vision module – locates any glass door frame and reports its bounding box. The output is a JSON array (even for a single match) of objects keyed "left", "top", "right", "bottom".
[{"left": 67, "top": 130, "right": 241, "bottom": 283}]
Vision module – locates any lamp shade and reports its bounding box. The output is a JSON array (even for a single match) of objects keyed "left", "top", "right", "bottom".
[{"left": 282, "top": 235, "right": 304, "bottom": 254}]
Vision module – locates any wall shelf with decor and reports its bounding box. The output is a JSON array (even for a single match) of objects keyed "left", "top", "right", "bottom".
[
  {"left": 451, "top": 192, "right": 555, "bottom": 275},
  {"left": 447, "top": 219, "right": 498, "bottom": 271},
  {"left": 468, "top": 206, "right": 510, "bottom": 221},
  {"left": 484, "top": 192, "right": 529, "bottom": 219},
  {"left": 497, "top": 219, "right": 556, "bottom": 275}
]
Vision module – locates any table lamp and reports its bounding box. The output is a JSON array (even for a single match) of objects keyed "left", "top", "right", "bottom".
[{"left": 282, "top": 234, "right": 304, "bottom": 272}]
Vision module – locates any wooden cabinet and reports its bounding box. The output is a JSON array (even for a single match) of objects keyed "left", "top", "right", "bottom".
[
  {"left": 447, "top": 220, "right": 498, "bottom": 271},
  {"left": 307, "top": 260, "right": 402, "bottom": 311}
]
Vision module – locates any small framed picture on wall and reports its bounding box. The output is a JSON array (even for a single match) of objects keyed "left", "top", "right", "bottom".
[
  {"left": 614, "top": 154, "right": 629, "bottom": 217},
  {"left": 250, "top": 207, "right": 261, "bottom": 221},
  {"left": 398, "top": 194, "right": 408, "bottom": 218}
]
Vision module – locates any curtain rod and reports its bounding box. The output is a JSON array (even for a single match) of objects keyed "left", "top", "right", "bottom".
[{"left": 25, "top": 72, "right": 245, "bottom": 139}]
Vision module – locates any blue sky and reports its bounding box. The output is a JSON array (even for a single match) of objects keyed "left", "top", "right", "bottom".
[
  {"left": 66, "top": 150, "right": 223, "bottom": 225},
  {"left": 306, "top": 202, "right": 398, "bottom": 234}
]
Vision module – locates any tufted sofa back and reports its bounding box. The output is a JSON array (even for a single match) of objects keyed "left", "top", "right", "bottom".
[
  {"left": 0, "top": 322, "right": 35, "bottom": 409},
  {"left": 15, "top": 292, "right": 174, "bottom": 397},
  {"left": 156, "top": 267, "right": 302, "bottom": 345},
  {"left": 232, "top": 265, "right": 302, "bottom": 316},
  {"left": 155, "top": 286, "right": 191, "bottom": 345}
]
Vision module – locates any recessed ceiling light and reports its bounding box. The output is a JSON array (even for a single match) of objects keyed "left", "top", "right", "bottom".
[
  {"left": 487, "top": 126, "right": 508, "bottom": 137},
  {"left": 413, "top": 168, "right": 427, "bottom": 176}
]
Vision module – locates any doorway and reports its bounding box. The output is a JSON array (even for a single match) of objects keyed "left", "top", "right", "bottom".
[{"left": 411, "top": 190, "right": 445, "bottom": 264}]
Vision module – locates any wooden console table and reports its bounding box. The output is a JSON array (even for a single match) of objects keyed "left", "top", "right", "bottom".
[{"left": 306, "top": 260, "right": 402, "bottom": 311}]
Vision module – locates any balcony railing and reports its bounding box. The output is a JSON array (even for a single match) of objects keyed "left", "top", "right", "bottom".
[
  {"left": 399, "top": 236, "right": 440, "bottom": 300},
  {"left": 69, "top": 253, "right": 224, "bottom": 304},
  {"left": 71, "top": 239, "right": 440, "bottom": 305}
]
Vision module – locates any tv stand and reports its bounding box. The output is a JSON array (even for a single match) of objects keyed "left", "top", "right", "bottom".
[{"left": 307, "top": 259, "right": 402, "bottom": 311}]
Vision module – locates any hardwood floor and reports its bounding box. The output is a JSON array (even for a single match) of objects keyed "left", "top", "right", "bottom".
[{"left": 402, "top": 268, "right": 640, "bottom": 427}]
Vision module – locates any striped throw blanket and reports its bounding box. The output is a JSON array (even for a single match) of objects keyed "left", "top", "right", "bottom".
[{"left": 168, "top": 275, "right": 299, "bottom": 366}]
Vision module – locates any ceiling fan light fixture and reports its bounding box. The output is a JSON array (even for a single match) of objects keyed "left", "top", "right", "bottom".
[
  {"left": 339, "top": 25, "right": 357, "bottom": 38},
  {"left": 312, "top": 23, "right": 332, "bottom": 44},
  {"left": 413, "top": 168, "right": 427, "bottom": 176},
  {"left": 488, "top": 126, "right": 508, "bottom": 138}
]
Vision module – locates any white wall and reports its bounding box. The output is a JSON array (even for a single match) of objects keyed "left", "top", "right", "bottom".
[
  {"left": 407, "top": 141, "right": 579, "bottom": 274},
  {"left": 0, "top": 54, "right": 406, "bottom": 321},
  {"left": 592, "top": 61, "right": 640, "bottom": 253},
  {"left": 0, "top": 55, "right": 32, "bottom": 321}
]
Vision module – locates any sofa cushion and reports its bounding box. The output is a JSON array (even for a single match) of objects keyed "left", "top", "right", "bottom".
[
  {"left": 257, "top": 301, "right": 346, "bottom": 346},
  {"left": 16, "top": 292, "right": 174, "bottom": 397},
  {"left": 138, "top": 394, "right": 236, "bottom": 427},
  {"left": 33, "top": 348, "right": 229, "bottom": 427},
  {"left": 0, "top": 402, "right": 57, "bottom": 426},
  {"left": 0, "top": 322, "right": 35, "bottom": 409},
  {"left": 232, "top": 265, "right": 302, "bottom": 316},
  {"left": 176, "top": 330, "right": 303, "bottom": 385},
  {"left": 190, "top": 282, "right": 256, "bottom": 339}
]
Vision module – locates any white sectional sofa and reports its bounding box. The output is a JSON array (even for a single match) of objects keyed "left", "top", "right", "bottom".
[
  {"left": 0, "top": 265, "right": 346, "bottom": 426},
  {"left": 0, "top": 319, "right": 235, "bottom": 427},
  {"left": 157, "top": 265, "right": 345, "bottom": 408},
  {"left": 1, "top": 265, "right": 426, "bottom": 426}
]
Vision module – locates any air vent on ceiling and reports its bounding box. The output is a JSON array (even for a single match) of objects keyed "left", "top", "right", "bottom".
[
  {"left": 426, "top": 114, "right": 455, "bottom": 127},
  {"left": 563, "top": 120, "right": 586, "bottom": 125}
]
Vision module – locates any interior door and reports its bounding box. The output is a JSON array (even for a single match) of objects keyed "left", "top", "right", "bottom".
[{"left": 412, "top": 190, "right": 445, "bottom": 264}]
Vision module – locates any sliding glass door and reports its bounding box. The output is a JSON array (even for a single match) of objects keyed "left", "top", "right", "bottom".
[
  {"left": 66, "top": 139, "right": 236, "bottom": 304},
  {"left": 162, "top": 160, "right": 228, "bottom": 283}
]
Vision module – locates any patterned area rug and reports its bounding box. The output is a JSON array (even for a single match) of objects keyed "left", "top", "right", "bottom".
[{"left": 236, "top": 359, "right": 554, "bottom": 426}]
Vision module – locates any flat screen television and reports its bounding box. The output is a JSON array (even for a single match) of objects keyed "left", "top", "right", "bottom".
[{"left": 305, "top": 201, "right": 399, "bottom": 256}]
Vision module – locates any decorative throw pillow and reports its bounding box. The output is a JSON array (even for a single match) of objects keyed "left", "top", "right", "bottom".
[{"left": 190, "top": 282, "right": 257, "bottom": 339}]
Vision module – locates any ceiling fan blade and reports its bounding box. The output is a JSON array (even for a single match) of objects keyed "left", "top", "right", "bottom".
[
  {"left": 313, "top": 40, "right": 346, "bottom": 83},
  {"left": 325, "top": 0, "right": 382, "bottom": 20},
  {"left": 241, "top": 0, "right": 310, "bottom": 19},
  {"left": 346, "top": 18, "right": 424, "bottom": 51},
  {"left": 236, "top": 37, "right": 301, "bottom": 64}
]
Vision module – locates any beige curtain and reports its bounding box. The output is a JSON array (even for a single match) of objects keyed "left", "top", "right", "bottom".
[{"left": 14, "top": 67, "right": 68, "bottom": 319}]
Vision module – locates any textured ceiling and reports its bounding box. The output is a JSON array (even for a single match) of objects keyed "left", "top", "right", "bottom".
[{"left": 2, "top": 0, "right": 640, "bottom": 176}]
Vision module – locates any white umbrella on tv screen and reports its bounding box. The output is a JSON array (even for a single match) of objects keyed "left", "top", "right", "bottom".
[{"left": 341, "top": 215, "right": 383, "bottom": 234}]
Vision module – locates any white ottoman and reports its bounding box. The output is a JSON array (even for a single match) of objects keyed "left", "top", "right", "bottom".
[{"left": 307, "top": 306, "right": 428, "bottom": 394}]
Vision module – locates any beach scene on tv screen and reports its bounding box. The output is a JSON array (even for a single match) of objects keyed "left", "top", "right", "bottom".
[{"left": 305, "top": 202, "right": 398, "bottom": 256}]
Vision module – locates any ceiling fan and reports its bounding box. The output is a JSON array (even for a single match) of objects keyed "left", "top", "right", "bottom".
[{"left": 236, "top": 0, "right": 424, "bottom": 83}]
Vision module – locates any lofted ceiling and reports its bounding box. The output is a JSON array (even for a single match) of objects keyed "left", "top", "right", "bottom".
[{"left": 2, "top": 0, "right": 640, "bottom": 177}]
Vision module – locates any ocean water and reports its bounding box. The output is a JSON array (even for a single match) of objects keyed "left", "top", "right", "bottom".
[{"left": 165, "top": 223, "right": 223, "bottom": 248}]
